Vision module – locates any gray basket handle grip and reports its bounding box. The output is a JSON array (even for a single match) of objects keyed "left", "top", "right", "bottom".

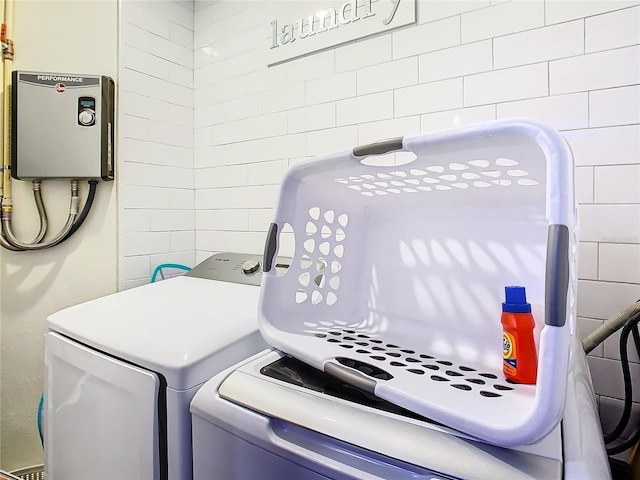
[
  {"left": 545, "top": 224, "right": 570, "bottom": 327},
  {"left": 263, "top": 222, "right": 278, "bottom": 273},
  {"left": 324, "top": 361, "right": 377, "bottom": 394},
  {"left": 325, "top": 357, "right": 395, "bottom": 394},
  {"left": 353, "top": 137, "right": 404, "bottom": 157}
]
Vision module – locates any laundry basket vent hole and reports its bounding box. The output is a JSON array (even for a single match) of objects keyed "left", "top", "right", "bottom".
[
  {"left": 517, "top": 178, "right": 539, "bottom": 186},
  {"left": 466, "top": 378, "right": 486, "bottom": 385},
  {"left": 311, "top": 291, "right": 323, "bottom": 305},
  {"left": 327, "top": 292, "right": 338, "bottom": 306},
  {"left": 306, "top": 221, "right": 317, "bottom": 235},
  {"left": 494, "top": 384, "right": 514, "bottom": 391},
  {"left": 319, "top": 242, "right": 330, "bottom": 255},
  {"left": 309, "top": 207, "right": 320, "bottom": 220},
  {"left": 469, "top": 159, "right": 489, "bottom": 168},
  {"left": 298, "top": 272, "right": 310, "bottom": 287},
  {"left": 480, "top": 391, "right": 502, "bottom": 398},
  {"left": 493, "top": 179, "right": 512, "bottom": 186},
  {"left": 449, "top": 162, "right": 468, "bottom": 170},
  {"left": 301, "top": 255, "right": 312, "bottom": 269},
  {"left": 295, "top": 290, "right": 308, "bottom": 303},
  {"left": 303, "top": 239, "right": 315, "bottom": 253},
  {"left": 452, "top": 384, "right": 472, "bottom": 391},
  {"left": 495, "top": 157, "right": 518, "bottom": 166},
  {"left": 316, "top": 258, "right": 327, "bottom": 271}
]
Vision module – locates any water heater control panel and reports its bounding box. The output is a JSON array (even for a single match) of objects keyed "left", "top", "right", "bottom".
[
  {"left": 78, "top": 97, "right": 96, "bottom": 126},
  {"left": 11, "top": 71, "right": 115, "bottom": 180}
]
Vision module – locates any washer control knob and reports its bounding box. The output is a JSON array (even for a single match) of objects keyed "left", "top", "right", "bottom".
[
  {"left": 78, "top": 109, "right": 95, "bottom": 126},
  {"left": 241, "top": 259, "right": 261, "bottom": 275}
]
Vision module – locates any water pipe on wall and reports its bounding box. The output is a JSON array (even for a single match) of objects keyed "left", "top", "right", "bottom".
[
  {"left": 0, "top": 0, "right": 18, "bottom": 250},
  {"left": 0, "top": 0, "right": 99, "bottom": 251}
]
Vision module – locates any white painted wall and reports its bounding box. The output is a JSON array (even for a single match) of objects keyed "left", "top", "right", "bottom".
[
  {"left": 119, "top": 0, "right": 195, "bottom": 290},
  {"left": 193, "top": 0, "right": 640, "bottom": 448},
  {"left": 0, "top": 0, "right": 118, "bottom": 471}
]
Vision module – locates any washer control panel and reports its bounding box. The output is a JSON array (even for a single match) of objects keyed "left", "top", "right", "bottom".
[
  {"left": 241, "top": 259, "right": 261, "bottom": 275},
  {"left": 186, "top": 252, "right": 290, "bottom": 286}
]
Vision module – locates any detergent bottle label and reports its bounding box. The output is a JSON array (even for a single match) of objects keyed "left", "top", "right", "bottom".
[{"left": 503, "top": 331, "right": 517, "bottom": 376}]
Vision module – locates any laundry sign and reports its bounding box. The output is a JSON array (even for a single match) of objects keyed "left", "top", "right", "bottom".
[{"left": 266, "top": 0, "right": 416, "bottom": 66}]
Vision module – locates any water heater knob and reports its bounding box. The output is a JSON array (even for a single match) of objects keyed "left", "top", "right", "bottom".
[
  {"left": 78, "top": 109, "right": 95, "bottom": 126},
  {"left": 241, "top": 259, "right": 261, "bottom": 275}
]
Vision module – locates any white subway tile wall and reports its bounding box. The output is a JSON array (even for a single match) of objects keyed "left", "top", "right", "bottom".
[
  {"left": 119, "top": 0, "right": 196, "bottom": 287},
  {"left": 118, "top": 0, "right": 640, "bottom": 447}
]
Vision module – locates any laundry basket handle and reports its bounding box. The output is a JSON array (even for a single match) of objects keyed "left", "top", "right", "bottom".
[
  {"left": 545, "top": 224, "right": 570, "bottom": 327},
  {"left": 353, "top": 137, "right": 403, "bottom": 157},
  {"left": 263, "top": 223, "right": 278, "bottom": 273}
]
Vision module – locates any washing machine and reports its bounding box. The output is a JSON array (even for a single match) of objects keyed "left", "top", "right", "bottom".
[
  {"left": 191, "top": 336, "right": 611, "bottom": 479},
  {"left": 44, "top": 252, "right": 284, "bottom": 480}
]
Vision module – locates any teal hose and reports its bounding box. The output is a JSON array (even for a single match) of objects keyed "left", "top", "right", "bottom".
[
  {"left": 38, "top": 393, "right": 43, "bottom": 447},
  {"left": 150, "top": 263, "right": 191, "bottom": 283}
]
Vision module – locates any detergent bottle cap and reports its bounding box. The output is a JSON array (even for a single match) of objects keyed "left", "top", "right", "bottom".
[{"left": 502, "top": 286, "right": 532, "bottom": 313}]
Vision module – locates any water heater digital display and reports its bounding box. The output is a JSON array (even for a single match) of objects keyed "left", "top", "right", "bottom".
[{"left": 11, "top": 71, "right": 115, "bottom": 180}]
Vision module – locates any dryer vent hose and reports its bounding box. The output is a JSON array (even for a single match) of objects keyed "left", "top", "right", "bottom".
[{"left": 582, "top": 301, "right": 640, "bottom": 354}]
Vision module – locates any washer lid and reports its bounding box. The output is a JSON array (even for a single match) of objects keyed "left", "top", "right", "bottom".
[{"left": 47, "top": 276, "right": 264, "bottom": 390}]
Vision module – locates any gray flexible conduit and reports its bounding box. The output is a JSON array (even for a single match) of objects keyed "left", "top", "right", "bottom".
[
  {"left": 582, "top": 301, "right": 640, "bottom": 354},
  {"left": 31, "top": 181, "right": 48, "bottom": 244},
  {"left": 2, "top": 181, "right": 79, "bottom": 250}
]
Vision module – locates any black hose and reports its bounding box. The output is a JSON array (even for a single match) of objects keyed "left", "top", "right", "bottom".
[
  {"left": 606, "top": 323, "right": 640, "bottom": 455},
  {"left": 60, "top": 180, "right": 98, "bottom": 242},
  {"left": 604, "top": 312, "right": 640, "bottom": 445}
]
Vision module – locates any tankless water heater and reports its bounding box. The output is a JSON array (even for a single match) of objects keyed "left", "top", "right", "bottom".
[{"left": 11, "top": 71, "right": 115, "bottom": 180}]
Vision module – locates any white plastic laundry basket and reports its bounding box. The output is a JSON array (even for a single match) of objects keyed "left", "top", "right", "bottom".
[{"left": 259, "top": 119, "right": 578, "bottom": 447}]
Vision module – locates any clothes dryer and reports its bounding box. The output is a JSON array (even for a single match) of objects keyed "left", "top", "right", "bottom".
[{"left": 44, "top": 252, "right": 282, "bottom": 479}]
